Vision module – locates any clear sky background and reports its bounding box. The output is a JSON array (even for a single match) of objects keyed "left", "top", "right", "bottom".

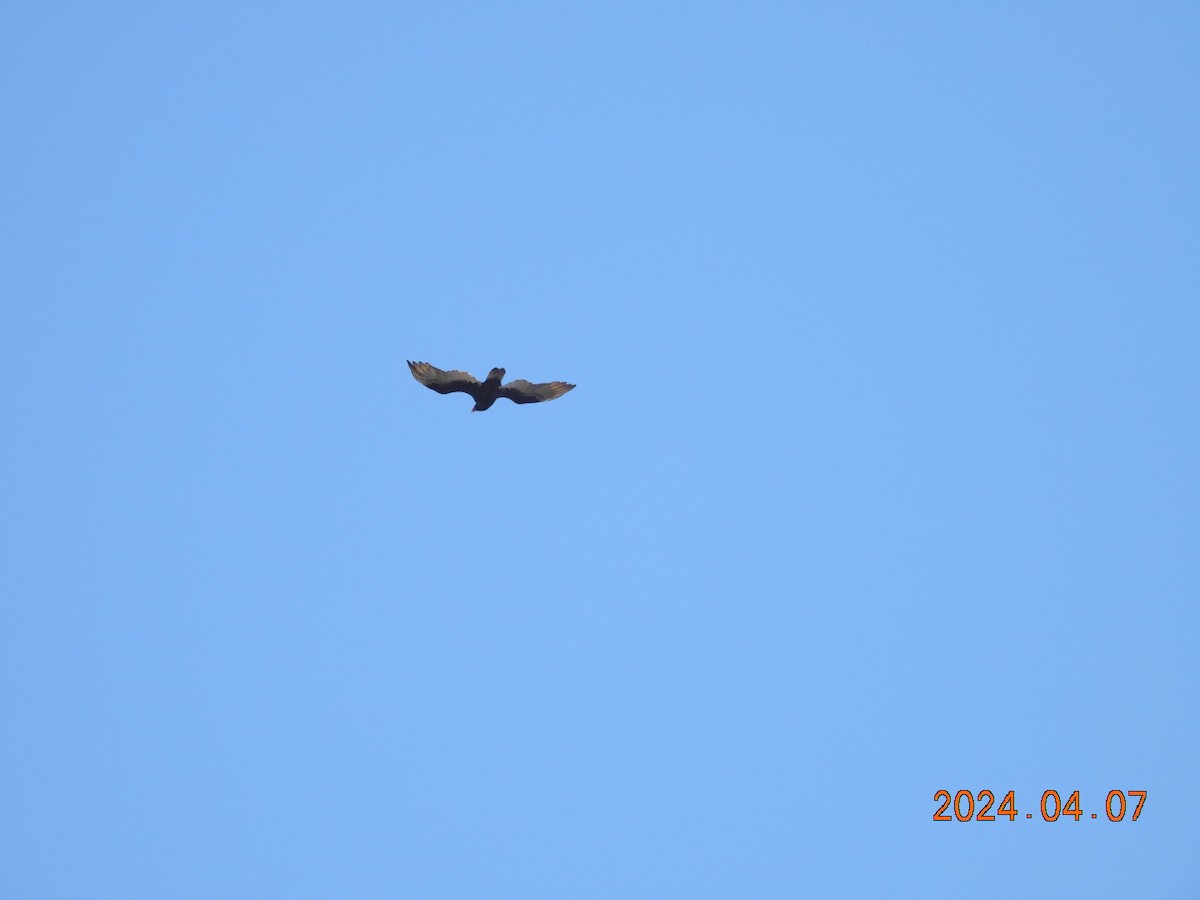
[{"left": 3, "top": 2, "right": 1198, "bottom": 897}]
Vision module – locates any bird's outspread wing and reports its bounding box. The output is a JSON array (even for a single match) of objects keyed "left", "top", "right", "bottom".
[
  {"left": 407, "top": 361, "right": 481, "bottom": 397},
  {"left": 498, "top": 379, "right": 576, "bottom": 405}
]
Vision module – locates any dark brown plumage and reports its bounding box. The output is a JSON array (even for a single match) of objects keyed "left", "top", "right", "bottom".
[{"left": 407, "top": 360, "right": 575, "bottom": 412}]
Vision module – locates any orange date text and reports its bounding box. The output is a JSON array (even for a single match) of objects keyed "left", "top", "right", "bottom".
[{"left": 932, "top": 789, "right": 1146, "bottom": 822}]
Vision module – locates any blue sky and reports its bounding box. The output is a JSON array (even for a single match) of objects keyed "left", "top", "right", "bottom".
[{"left": 3, "top": 2, "right": 1198, "bottom": 896}]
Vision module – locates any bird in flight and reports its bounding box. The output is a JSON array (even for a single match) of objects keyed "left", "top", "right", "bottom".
[{"left": 407, "top": 360, "right": 576, "bottom": 412}]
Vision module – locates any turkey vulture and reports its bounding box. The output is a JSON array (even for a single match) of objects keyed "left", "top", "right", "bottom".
[{"left": 407, "top": 360, "right": 575, "bottom": 412}]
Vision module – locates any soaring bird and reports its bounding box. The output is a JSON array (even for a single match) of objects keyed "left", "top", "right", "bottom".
[{"left": 407, "top": 360, "right": 575, "bottom": 412}]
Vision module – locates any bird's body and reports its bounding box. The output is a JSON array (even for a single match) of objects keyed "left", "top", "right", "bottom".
[{"left": 407, "top": 360, "right": 575, "bottom": 412}]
